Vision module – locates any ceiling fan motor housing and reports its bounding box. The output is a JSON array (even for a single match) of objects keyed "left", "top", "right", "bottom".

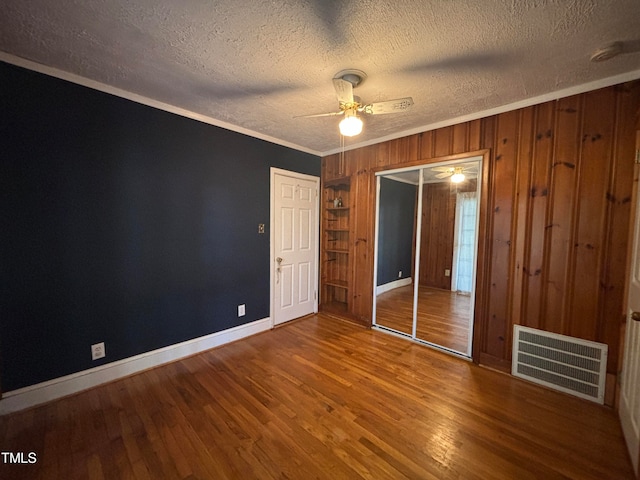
[{"left": 334, "top": 69, "right": 367, "bottom": 88}]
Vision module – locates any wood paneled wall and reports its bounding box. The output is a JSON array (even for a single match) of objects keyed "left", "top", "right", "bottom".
[
  {"left": 321, "top": 81, "right": 640, "bottom": 382},
  {"left": 419, "top": 179, "right": 478, "bottom": 290},
  {"left": 419, "top": 182, "right": 455, "bottom": 290}
]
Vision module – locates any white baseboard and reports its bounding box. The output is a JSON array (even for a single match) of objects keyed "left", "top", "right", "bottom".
[
  {"left": 376, "top": 277, "right": 412, "bottom": 296},
  {"left": 0, "top": 317, "right": 272, "bottom": 415}
]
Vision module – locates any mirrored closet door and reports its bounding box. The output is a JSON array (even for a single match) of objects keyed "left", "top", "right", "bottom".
[{"left": 373, "top": 157, "right": 481, "bottom": 357}]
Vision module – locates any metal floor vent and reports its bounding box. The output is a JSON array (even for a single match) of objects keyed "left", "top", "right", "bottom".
[{"left": 512, "top": 325, "right": 608, "bottom": 404}]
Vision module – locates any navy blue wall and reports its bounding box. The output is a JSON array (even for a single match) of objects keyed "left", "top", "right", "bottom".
[
  {"left": 376, "top": 177, "right": 416, "bottom": 286},
  {"left": 0, "top": 61, "right": 320, "bottom": 392}
]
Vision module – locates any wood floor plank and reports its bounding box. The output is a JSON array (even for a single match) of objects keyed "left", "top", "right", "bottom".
[{"left": 0, "top": 314, "right": 634, "bottom": 479}]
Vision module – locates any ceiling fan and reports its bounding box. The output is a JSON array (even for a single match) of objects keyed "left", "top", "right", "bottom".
[
  {"left": 298, "top": 69, "right": 414, "bottom": 137},
  {"left": 431, "top": 163, "right": 478, "bottom": 183}
]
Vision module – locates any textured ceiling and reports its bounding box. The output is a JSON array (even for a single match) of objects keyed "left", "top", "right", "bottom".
[{"left": 1, "top": 0, "right": 640, "bottom": 155}]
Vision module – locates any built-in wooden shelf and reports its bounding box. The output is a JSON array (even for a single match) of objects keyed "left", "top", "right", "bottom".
[
  {"left": 325, "top": 279, "right": 348, "bottom": 289},
  {"left": 324, "top": 178, "right": 350, "bottom": 189},
  {"left": 321, "top": 176, "right": 351, "bottom": 315},
  {"left": 320, "top": 300, "right": 349, "bottom": 315}
]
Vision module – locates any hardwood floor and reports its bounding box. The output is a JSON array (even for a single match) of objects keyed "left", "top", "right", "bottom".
[
  {"left": 376, "top": 285, "right": 471, "bottom": 354},
  {"left": 0, "top": 314, "right": 633, "bottom": 479}
]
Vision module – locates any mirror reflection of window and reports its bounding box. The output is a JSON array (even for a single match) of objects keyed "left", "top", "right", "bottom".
[{"left": 452, "top": 192, "right": 477, "bottom": 294}]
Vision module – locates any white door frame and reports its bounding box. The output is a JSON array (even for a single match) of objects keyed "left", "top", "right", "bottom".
[{"left": 270, "top": 167, "right": 320, "bottom": 327}]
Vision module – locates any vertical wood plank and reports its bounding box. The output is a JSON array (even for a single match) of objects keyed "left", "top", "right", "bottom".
[
  {"left": 472, "top": 150, "right": 493, "bottom": 362},
  {"left": 469, "top": 119, "right": 482, "bottom": 151},
  {"left": 452, "top": 123, "right": 469, "bottom": 154},
  {"left": 351, "top": 147, "right": 374, "bottom": 323},
  {"left": 406, "top": 134, "right": 420, "bottom": 162},
  {"left": 476, "top": 115, "right": 497, "bottom": 364},
  {"left": 481, "top": 116, "right": 496, "bottom": 151},
  {"left": 419, "top": 183, "right": 455, "bottom": 289},
  {"left": 485, "top": 110, "right": 520, "bottom": 360},
  {"left": 387, "top": 139, "right": 400, "bottom": 166},
  {"left": 375, "top": 141, "right": 390, "bottom": 167},
  {"left": 510, "top": 106, "right": 535, "bottom": 332},
  {"left": 321, "top": 156, "right": 328, "bottom": 181},
  {"left": 419, "top": 130, "right": 436, "bottom": 160},
  {"left": 543, "top": 95, "right": 581, "bottom": 334},
  {"left": 344, "top": 149, "right": 357, "bottom": 177},
  {"left": 523, "top": 101, "right": 555, "bottom": 329},
  {"left": 568, "top": 87, "right": 616, "bottom": 341},
  {"left": 434, "top": 126, "right": 453, "bottom": 157},
  {"left": 393, "top": 137, "right": 409, "bottom": 165}
]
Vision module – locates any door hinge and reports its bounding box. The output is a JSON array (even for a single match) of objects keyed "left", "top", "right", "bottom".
[
  {"left": 636, "top": 149, "right": 640, "bottom": 164},
  {"left": 314, "top": 290, "right": 317, "bottom": 300}
]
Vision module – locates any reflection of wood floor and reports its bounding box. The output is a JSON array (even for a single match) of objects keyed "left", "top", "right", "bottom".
[{"left": 375, "top": 284, "right": 471, "bottom": 354}]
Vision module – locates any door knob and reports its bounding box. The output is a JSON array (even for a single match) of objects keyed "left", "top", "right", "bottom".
[
  {"left": 632, "top": 311, "right": 640, "bottom": 322},
  {"left": 276, "top": 257, "right": 283, "bottom": 264}
]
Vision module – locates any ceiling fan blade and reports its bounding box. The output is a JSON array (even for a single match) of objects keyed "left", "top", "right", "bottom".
[
  {"left": 361, "top": 97, "right": 414, "bottom": 115},
  {"left": 332, "top": 78, "right": 354, "bottom": 105},
  {"left": 294, "top": 110, "right": 344, "bottom": 118},
  {"left": 431, "top": 166, "right": 453, "bottom": 172},
  {"left": 402, "top": 52, "right": 510, "bottom": 74},
  {"left": 435, "top": 172, "right": 452, "bottom": 179}
]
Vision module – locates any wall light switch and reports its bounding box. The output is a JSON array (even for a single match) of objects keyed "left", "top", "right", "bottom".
[
  {"left": 258, "top": 224, "right": 265, "bottom": 234},
  {"left": 445, "top": 269, "right": 451, "bottom": 277}
]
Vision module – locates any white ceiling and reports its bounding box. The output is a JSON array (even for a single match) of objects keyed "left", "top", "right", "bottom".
[{"left": 1, "top": 0, "right": 640, "bottom": 156}]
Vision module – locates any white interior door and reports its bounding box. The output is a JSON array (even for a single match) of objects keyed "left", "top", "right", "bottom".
[
  {"left": 272, "top": 170, "right": 318, "bottom": 325},
  {"left": 620, "top": 133, "right": 640, "bottom": 476}
]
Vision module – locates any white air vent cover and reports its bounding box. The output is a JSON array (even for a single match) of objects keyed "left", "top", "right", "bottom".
[{"left": 512, "top": 325, "right": 608, "bottom": 404}]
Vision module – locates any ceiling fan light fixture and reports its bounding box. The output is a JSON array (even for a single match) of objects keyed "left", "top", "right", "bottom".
[
  {"left": 339, "top": 112, "right": 363, "bottom": 137},
  {"left": 298, "top": 70, "right": 413, "bottom": 139},
  {"left": 451, "top": 171, "right": 465, "bottom": 183}
]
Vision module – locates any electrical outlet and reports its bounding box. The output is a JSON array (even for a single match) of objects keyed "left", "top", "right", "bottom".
[
  {"left": 238, "top": 304, "right": 246, "bottom": 317},
  {"left": 398, "top": 271, "right": 402, "bottom": 278},
  {"left": 445, "top": 269, "right": 451, "bottom": 277},
  {"left": 91, "top": 342, "right": 105, "bottom": 361}
]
